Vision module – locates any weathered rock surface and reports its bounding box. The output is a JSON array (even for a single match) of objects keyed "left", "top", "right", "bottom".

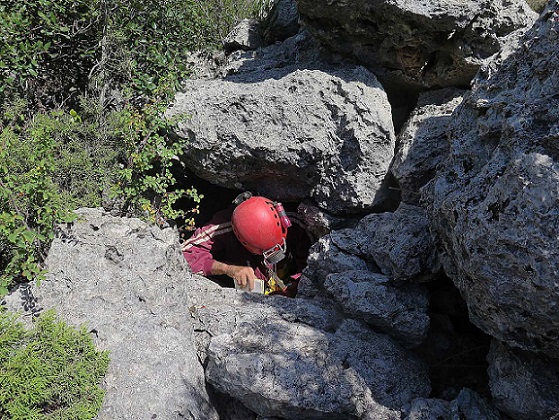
[
  {"left": 297, "top": 0, "right": 537, "bottom": 90},
  {"left": 527, "top": 0, "right": 550, "bottom": 12},
  {"left": 218, "top": 30, "right": 336, "bottom": 79},
  {"left": 3, "top": 208, "right": 217, "bottom": 420},
  {"left": 261, "top": 0, "right": 299, "bottom": 44},
  {"left": 487, "top": 340, "right": 559, "bottom": 420},
  {"left": 403, "top": 388, "right": 500, "bottom": 420},
  {"left": 300, "top": 203, "right": 436, "bottom": 348},
  {"left": 428, "top": 2, "right": 559, "bottom": 357},
  {"left": 188, "top": 274, "right": 430, "bottom": 419},
  {"left": 331, "top": 203, "right": 440, "bottom": 282},
  {"left": 167, "top": 33, "right": 396, "bottom": 215},
  {"left": 323, "top": 270, "right": 429, "bottom": 348},
  {"left": 223, "top": 18, "right": 263, "bottom": 53},
  {"left": 391, "top": 88, "right": 466, "bottom": 205},
  {"left": 296, "top": 199, "right": 358, "bottom": 239}
]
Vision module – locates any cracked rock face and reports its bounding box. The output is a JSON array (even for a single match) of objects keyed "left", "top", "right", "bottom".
[
  {"left": 188, "top": 275, "right": 430, "bottom": 419},
  {"left": 297, "top": 0, "right": 537, "bottom": 89},
  {"left": 323, "top": 270, "right": 430, "bottom": 348},
  {"left": 487, "top": 340, "right": 559, "bottom": 419},
  {"left": 329, "top": 203, "right": 441, "bottom": 283},
  {"left": 391, "top": 88, "right": 466, "bottom": 205},
  {"left": 300, "top": 203, "right": 438, "bottom": 348},
  {"left": 403, "top": 388, "right": 500, "bottom": 420},
  {"left": 428, "top": 3, "right": 559, "bottom": 357}
]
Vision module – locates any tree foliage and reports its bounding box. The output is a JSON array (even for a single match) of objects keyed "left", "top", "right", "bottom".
[
  {"left": 0, "top": 0, "right": 99, "bottom": 109},
  {"left": 1, "top": 0, "right": 269, "bottom": 292}
]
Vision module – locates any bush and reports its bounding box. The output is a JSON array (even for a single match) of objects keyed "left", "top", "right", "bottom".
[
  {"left": 0, "top": 100, "right": 118, "bottom": 295},
  {"left": 0, "top": 310, "right": 109, "bottom": 419},
  {"left": 92, "top": 0, "right": 271, "bottom": 100},
  {"left": 107, "top": 99, "right": 202, "bottom": 224},
  {"left": 0, "top": 0, "right": 100, "bottom": 108}
]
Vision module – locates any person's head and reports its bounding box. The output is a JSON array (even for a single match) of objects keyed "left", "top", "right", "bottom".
[{"left": 231, "top": 196, "right": 292, "bottom": 264}]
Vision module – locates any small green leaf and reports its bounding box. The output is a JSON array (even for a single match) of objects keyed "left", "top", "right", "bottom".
[{"left": 22, "top": 229, "right": 35, "bottom": 243}]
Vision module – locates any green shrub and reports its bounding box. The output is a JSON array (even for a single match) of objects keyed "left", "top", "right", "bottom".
[
  {"left": 0, "top": 0, "right": 100, "bottom": 107},
  {"left": 0, "top": 310, "right": 109, "bottom": 420},
  {"left": 95, "top": 0, "right": 273, "bottom": 98},
  {"left": 0, "top": 0, "right": 272, "bottom": 105},
  {"left": 0, "top": 100, "right": 118, "bottom": 295},
  {"left": 108, "top": 99, "right": 202, "bottom": 224},
  {"left": 197, "top": 0, "right": 274, "bottom": 40},
  {"left": 0, "top": 106, "right": 73, "bottom": 295}
]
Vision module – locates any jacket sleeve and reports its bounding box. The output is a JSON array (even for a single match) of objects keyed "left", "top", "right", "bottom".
[{"left": 181, "top": 210, "right": 234, "bottom": 276}]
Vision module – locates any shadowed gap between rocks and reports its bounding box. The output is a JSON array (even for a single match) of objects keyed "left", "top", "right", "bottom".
[{"left": 414, "top": 276, "right": 493, "bottom": 401}]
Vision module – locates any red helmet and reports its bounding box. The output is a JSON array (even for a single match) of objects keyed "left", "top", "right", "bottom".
[{"left": 231, "top": 196, "right": 291, "bottom": 263}]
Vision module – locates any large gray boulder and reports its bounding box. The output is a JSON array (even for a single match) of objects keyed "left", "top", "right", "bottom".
[
  {"left": 297, "top": 0, "right": 537, "bottom": 89},
  {"left": 261, "top": 0, "right": 299, "bottom": 44},
  {"left": 167, "top": 35, "right": 395, "bottom": 215},
  {"left": 391, "top": 88, "right": 466, "bottom": 205},
  {"left": 330, "top": 203, "right": 440, "bottom": 282},
  {"left": 487, "top": 340, "right": 559, "bottom": 420},
  {"left": 188, "top": 275, "right": 431, "bottom": 419},
  {"left": 3, "top": 208, "right": 217, "bottom": 420},
  {"left": 428, "top": 2, "right": 559, "bottom": 357},
  {"left": 323, "top": 270, "right": 429, "bottom": 348},
  {"left": 223, "top": 19, "right": 263, "bottom": 53}
]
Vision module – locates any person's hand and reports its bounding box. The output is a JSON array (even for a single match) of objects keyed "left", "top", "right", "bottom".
[
  {"left": 228, "top": 265, "right": 257, "bottom": 291},
  {"left": 210, "top": 261, "right": 257, "bottom": 291}
]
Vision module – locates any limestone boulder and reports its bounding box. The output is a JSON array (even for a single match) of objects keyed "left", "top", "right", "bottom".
[
  {"left": 188, "top": 276, "right": 430, "bottom": 419},
  {"left": 297, "top": 0, "right": 537, "bottom": 89},
  {"left": 403, "top": 388, "right": 500, "bottom": 420},
  {"left": 300, "top": 204, "right": 437, "bottom": 348},
  {"left": 167, "top": 34, "right": 395, "bottom": 215},
  {"left": 331, "top": 203, "right": 440, "bottom": 282},
  {"left": 391, "top": 88, "right": 466, "bottom": 205},
  {"left": 428, "top": 2, "right": 559, "bottom": 357},
  {"left": 3, "top": 208, "right": 217, "bottom": 420},
  {"left": 261, "top": 0, "right": 299, "bottom": 44},
  {"left": 223, "top": 19, "right": 263, "bottom": 53},
  {"left": 487, "top": 340, "right": 559, "bottom": 420},
  {"left": 323, "top": 270, "right": 429, "bottom": 348}
]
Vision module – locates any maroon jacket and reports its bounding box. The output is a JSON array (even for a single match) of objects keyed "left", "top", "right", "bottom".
[{"left": 182, "top": 207, "right": 311, "bottom": 283}]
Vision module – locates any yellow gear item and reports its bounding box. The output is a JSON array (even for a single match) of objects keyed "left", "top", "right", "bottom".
[{"left": 265, "top": 276, "right": 283, "bottom": 295}]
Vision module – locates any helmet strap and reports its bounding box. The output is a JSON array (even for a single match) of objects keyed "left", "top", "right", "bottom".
[{"left": 263, "top": 238, "right": 287, "bottom": 265}]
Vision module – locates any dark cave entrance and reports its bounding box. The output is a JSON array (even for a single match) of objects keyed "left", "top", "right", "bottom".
[
  {"left": 173, "top": 169, "right": 312, "bottom": 242},
  {"left": 174, "top": 171, "right": 241, "bottom": 243},
  {"left": 173, "top": 169, "right": 315, "bottom": 295}
]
